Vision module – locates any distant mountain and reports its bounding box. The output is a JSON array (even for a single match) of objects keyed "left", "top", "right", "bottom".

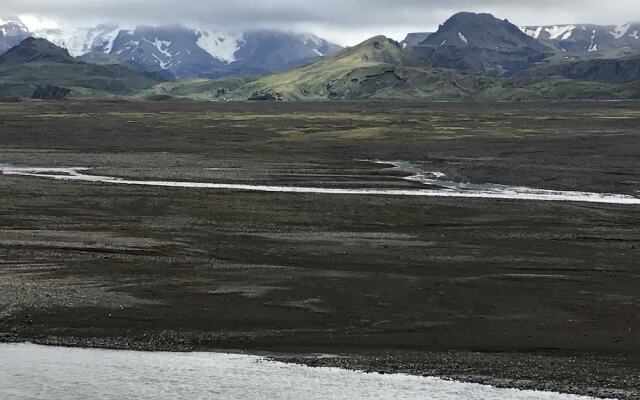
[
  {"left": 413, "top": 12, "right": 553, "bottom": 76},
  {"left": 0, "top": 38, "right": 164, "bottom": 98},
  {"left": 240, "top": 36, "right": 424, "bottom": 100},
  {"left": 105, "top": 25, "right": 229, "bottom": 79},
  {"left": 0, "top": 37, "right": 75, "bottom": 66},
  {"left": 146, "top": 33, "right": 640, "bottom": 102},
  {"left": 10, "top": 19, "right": 342, "bottom": 79},
  {"left": 30, "top": 24, "right": 121, "bottom": 56},
  {"left": 0, "top": 16, "right": 29, "bottom": 53},
  {"left": 227, "top": 31, "right": 343, "bottom": 76},
  {"left": 102, "top": 27, "right": 343, "bottom": 79},
  {"left": 3, "top": 13, "right": 640, "bottom": 101},
  {"left": 145, "top": 36, "right": 507, "bottom": 101},
  {"left": 520, "top": 23, "right": 640, "bottom": 53}
]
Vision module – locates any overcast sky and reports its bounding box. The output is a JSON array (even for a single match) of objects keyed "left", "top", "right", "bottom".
[{"left": 5, "top": 0, "right": 640, "bottom": 45}]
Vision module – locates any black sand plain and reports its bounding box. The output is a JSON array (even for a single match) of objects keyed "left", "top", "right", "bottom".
[{"left": 0, "top": 100, "right": 639, "bottom": 398}]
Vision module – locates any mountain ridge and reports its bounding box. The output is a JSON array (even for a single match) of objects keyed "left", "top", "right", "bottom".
[
  {"left": 0, "top": 37, "right": 165, "bottom": 98},
  {"left": 2, "top": 12, "right": 640, "bottom": 101},
  {"left": 0, "top": 17, "right": 343, "bottom": 79},
  {"left": 144, "top": 30, "right": 640, "bottom": 102},
  {"left": 520, "top": 23, "right": 640, "bottom": 53}
]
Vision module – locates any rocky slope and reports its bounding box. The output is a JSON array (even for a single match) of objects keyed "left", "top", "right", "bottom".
[
  {"left": 401, "top": 32, "right": 432, "bottom": 48},
  {"left": 413, "top": 12, "right": 553, "bottom": 76}
]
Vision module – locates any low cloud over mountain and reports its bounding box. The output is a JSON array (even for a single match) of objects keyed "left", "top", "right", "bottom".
[{"left": 3, "top": 0, "right": 640, "bottom": 45}]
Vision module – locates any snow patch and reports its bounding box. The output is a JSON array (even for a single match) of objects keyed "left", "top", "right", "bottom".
[
  {"left": 101, "top": 29, "right": 120, "bottom": 53},
  {"left": 458, "top": 32, "right": 468, "bottom": 45},
  {"left": 531, "top": 26, "right": 544, "bottom": 38},
  {"left": 546, "top": 25, "right": 576, "bottom": 40},
  {"left": 144, "top": 38, "right": 173, "bottom": 57},
  {"left": 520, "top": 25, "right": 574, "bottom": 41},
  {"left": 520, "top": 26, "right": 544, "bottom": 38},
  {"left": 588, "top": 30, "right": 598, "bottom": 52},
  {"left": 611, "top": 23, "right": 631, "bottom": 39},
  {"left": 151, "top": 53, "right": 171, "bottom": 69},
  {"left": 196, "top": 29, "right": 242, "bottom": 63}
]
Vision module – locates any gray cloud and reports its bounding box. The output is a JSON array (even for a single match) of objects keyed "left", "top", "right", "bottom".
[{"left": 4, "top": 0, "right": 640, "bottom": 45}]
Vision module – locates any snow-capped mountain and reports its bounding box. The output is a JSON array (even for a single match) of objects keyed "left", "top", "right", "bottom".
[
  {"left": 31, "top": 24, "right": 121, "bottom": 56},
  {"left": 1, "top": 17, "right": 342, "bottom": 79},
  {"left": 103, "top": 27, "right": 341, "bottom": 78},
  {"left": 0, "top": 16, "right": 29, "bottom": 53},
  {"left": 107, "top": 25, "right": 230, "bottom": 78},
  {"left": 520, "top": 23, "right": 640, "bottom": 53},
  {"left": 230, "top": 31, "right": 343, "bottom": 76}
]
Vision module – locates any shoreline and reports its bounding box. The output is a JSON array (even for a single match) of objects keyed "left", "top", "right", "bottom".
[{"left": 1, "top": 334, "right": 635, "bottom": 399}]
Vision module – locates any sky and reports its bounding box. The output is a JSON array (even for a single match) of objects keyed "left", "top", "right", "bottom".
[{"left": 4, "top": 0, "right": 640, "bottom": 45}]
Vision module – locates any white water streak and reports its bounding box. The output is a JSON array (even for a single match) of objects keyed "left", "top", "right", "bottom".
[{"left": 1, "top": 164, "right": 639, "bottom": 205}]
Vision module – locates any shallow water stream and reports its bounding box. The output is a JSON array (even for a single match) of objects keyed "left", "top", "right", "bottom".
[
  {"left": 0, "top": 343, "right": 611, "bottom": 400},
  {"left": 1, "top": 164, "right": 639, "bottom": 205}
]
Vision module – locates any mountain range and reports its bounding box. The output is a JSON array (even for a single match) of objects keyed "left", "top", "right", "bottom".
[
  {"left": 1, "top": 12, "right": 639, "bottom": 101},
  {"left": 404, "top": 18, "right": 640, "bottom": 64},
  {"left": 149, "top": 35, "right": 638, "bottom": 102},
  {"left": 521, "top": 23, "right": 640, "bottom": 54},
  {"left": 0, "top": 16, "right": 342, "bottom": 79}
]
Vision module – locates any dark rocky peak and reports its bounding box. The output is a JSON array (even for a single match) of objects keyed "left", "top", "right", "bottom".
[{"left": 0, "top": 37, "right": 75, "bottom": 66}]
